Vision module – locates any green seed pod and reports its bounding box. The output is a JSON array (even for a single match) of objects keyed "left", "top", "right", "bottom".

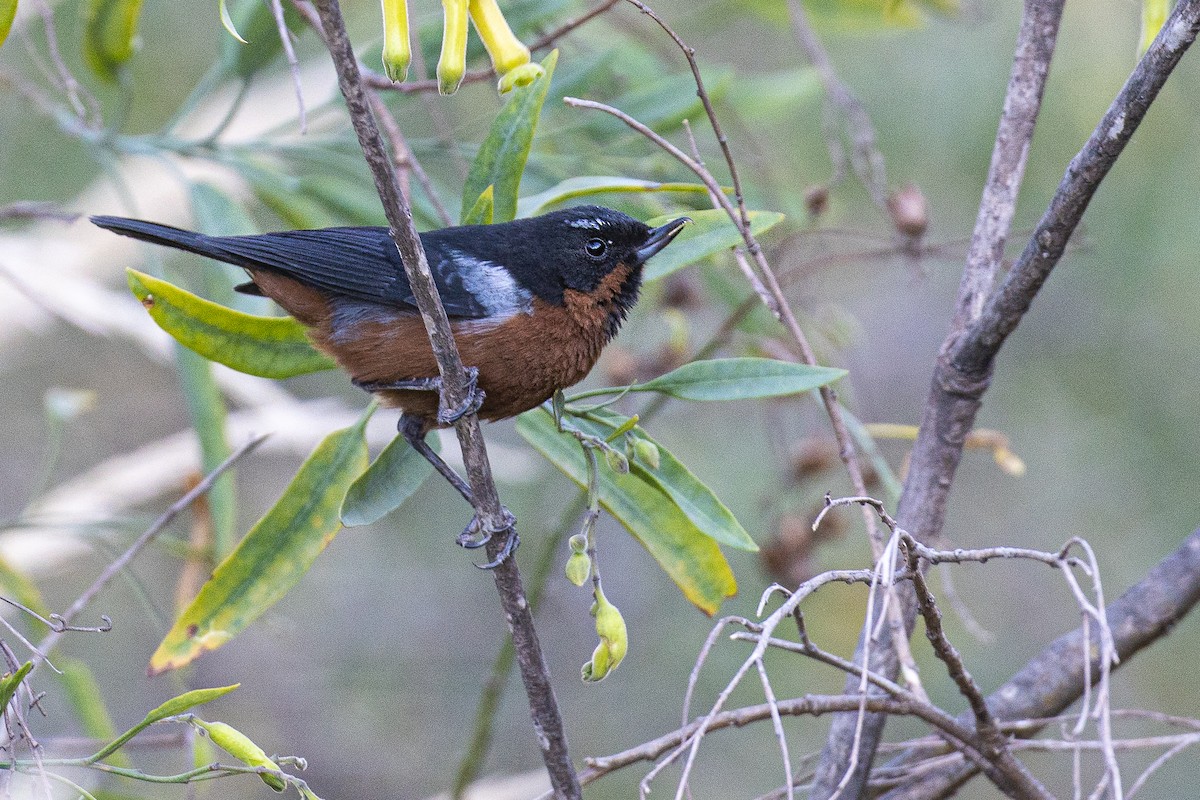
[
  {"left": 564, "top": 551, "right": 591, "bottom": 587},
  {"left": 568, "top": 533, "right": 587, "bottom": 554},
  {"left": 381, "top": 0, "right": 411, "bottom": 83},
  {"left": 604, "top": 448, "right": 629, "bottom": 475},
  {"left": 582, "top": 591, "right": 627, "bottom": 682},
  {"left": 196, "top": 720, "right": 286, "bottom": 792},
  {"left": 633, "top": 438, "right": 661, "bottom": 471}
]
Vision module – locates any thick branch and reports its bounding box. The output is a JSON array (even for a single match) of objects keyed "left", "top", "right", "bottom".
[
  {"left": 309, "top": 3, "right": 579, "bottom": 797},
  {"left": 812, "top": 0, "right": 1200, "bottom": 795}
]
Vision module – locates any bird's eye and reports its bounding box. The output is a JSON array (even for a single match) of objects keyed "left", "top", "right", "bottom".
[{"left": 585, "top": 238, "right": 608, "bottom": 259}]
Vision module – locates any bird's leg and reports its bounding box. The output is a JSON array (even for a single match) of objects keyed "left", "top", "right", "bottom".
[
  {"left": 399, "top": 413, "right": 473, "bottom": 502},
  {"left": 398, "top": 414, "right": 518, "bottom": 569},
  {"left": 354, "top": 367, "right": 484, "bottom": 426}
]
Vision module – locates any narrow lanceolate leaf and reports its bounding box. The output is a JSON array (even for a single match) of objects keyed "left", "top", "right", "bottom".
[
  {"left": 633, "top": 358, "right": 847, "bottom": 402},
  {"left": 87, "top": 684, "right": 241, "bottom": 764},
  {"left": 515, "top": 177, "right": 711, "bottom": 218},
  {"left": 218, "top": 0, "right": 248, "bottom": 43},
  {"left": 461, "top": 49, "right": 558, "bottom": 223},
  {"left": 83, "top": 0, "right": 144, "bottom": 81},
  {"left": 0, "top": 661, "right": 31, "bottom": 710},
  {"left": 642, "top": 209, "right": 786, "bottom": 282},
  {"left": 149, "top": 415, "right": 371, "bottom": 674},
  {"left": 574, "top": 409, "right": 757, "bottom": 552},
  {"left": 462, "top": 185, "right": 495, "bottom": 226},
  {"left": 1140, "top": 0, "right": 1169, "bottom": 55},
  {"left": 516, "top": 409, "right": 737, "bottom": 615},
  {"left": 0, "top": 0, "right": 18, "bottom": 50},
  {"left": 127, "top": 269, "right": 336, "bottom": 379},
  {"left": 340, "top": 433, "right": 437, "bottom": 527}
]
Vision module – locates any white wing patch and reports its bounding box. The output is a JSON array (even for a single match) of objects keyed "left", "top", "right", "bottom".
[{"left": 452, "top": 250, "right": 534, "bottom": 318}]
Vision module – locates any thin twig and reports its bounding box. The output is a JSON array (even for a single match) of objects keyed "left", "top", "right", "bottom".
[
  {"left": 369, "top": 92, "right": 454, "bottom": 226},
  {"left": 268, "top": 0, "right": 308, "bottom": 133},
  {"left": 31, "top": 434, "right": 267, "bottom": 666},
  {"left": 785, "top": 0, "right": 887, "bottom": 208}
]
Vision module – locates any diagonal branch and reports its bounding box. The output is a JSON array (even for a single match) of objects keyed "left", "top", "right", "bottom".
[
  {"left": 812, "top": 1, "right": 1200, "bottom": 796},
  {"left": 309, "top": 3, "right": 580, "bottom": 797},
  {"left": 878, "top": 526, "right": 1200, "bottom": 800}
]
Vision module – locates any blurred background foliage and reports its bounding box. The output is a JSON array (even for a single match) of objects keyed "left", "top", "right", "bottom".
[{"left": 1, "top": 0, "right": 1199, "bottom": 797}]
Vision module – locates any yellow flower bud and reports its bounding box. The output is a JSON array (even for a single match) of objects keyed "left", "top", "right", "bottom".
[
  {"left": 468, "top": 0, "right": 530, "bottom": 76},
  {"left": 437, "top": 0, "right": 469, "bottom": 95},
  {"left": 381, "top": 0, "right": 411, "bottom": 83}
]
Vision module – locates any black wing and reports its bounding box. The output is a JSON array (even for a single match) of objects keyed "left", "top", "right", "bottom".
[{"left": 91, "top": 216, "right": 494, "bottom": 319}]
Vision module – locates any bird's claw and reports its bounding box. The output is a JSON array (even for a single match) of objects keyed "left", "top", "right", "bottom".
[
  {"left": 457, "top": 507, "right": 519, "bottom": 569},
  {"left": 437, "top": 366, "right": 484, "bottom": 426}
]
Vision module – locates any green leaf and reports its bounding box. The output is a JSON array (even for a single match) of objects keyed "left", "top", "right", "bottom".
[
  {"left": 462, "top": 49, "right": 558, "bottom": 223},
  {"left": 340, "top": 433, "right": 437, "bottom": 527},
  {"left": 594, "top": 68, "right": 733, "bottom": 136},
  {"left": 0, "top": 661, "right": 31, "bottom": 710},
  {"left": 0, "top": 0, "right": 17, "bottom": 50},
  {"left": 575, "top": 409, "right": 757, "bottom": 552},
  {"left": 88, "top": 684, "right": 241, "bottom": 764},
  {"left": 145, "top": 685, "right": 241, "bottom": 725},
  {"left": 149, "top": 414, "right": 371, "bottom": 674},
  {"left": 127, "top": 269, "right": 337, "bottom": 379},
  {"left": 1141, "top": 0, "right": 1169, "bottom": 55},
  {"left": 83, "top": 0, "right": 144, "bottom": 81},
  {"left": 642, "top": 209, "right": 786, "bottom": 282},
  {"left": 516, "top": 409, "right": 737, "bottom": 615},
  {"left": 218, "top": 0, "right": 248, "bottom": 43},
  {"left": 516, "top": 177, "right": 712, "bottom": 218},
  {"left": 462, "top": 185, "right": 495, "bottom": 226},
  {"left": 633, "top": 357, "right": 847, "bottom": 402}
]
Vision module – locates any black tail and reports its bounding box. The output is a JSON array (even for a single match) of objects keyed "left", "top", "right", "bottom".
[{"left": 90, "top": 215, "right": 234, "bottom": 263}]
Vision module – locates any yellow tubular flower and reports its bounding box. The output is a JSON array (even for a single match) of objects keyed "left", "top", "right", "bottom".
[
  {"left": 381, "top": 0, "right": 411, "bottom": 83},
  {"left": 468, "top": 0, "right": 530, "bottom": 75},
  {"left": 437, "top": 0, "right": 469, "bottom": 95}
]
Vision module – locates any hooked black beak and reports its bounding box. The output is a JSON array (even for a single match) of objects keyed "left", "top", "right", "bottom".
[{"left": 635, "top": 217, "right": 690, "bottom": 263}]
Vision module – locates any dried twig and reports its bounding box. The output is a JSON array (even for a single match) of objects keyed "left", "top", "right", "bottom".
[
  {"left": 31, "top": 434, "right": 268, "bottom": 666},
  {"left": 785, "top": 0, "right": 887, "bottom": 208}
]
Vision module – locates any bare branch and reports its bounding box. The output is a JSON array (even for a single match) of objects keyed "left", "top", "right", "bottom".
[
  {"left": 309, "top": 3, "right": 579, "bottom": 796},
  {"left": 812, "top": 0, "right": 1200, "bottom": 794},
  {"left": 32, "top": 434, "right": 268, "bottom": 666},
  {"left": 877, "top": 526, "right": 1200, "bottom": 800}
]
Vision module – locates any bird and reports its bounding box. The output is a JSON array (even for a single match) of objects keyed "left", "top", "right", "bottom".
[{"left": 92, "top": 205, "right": 689, "bottom": 566}]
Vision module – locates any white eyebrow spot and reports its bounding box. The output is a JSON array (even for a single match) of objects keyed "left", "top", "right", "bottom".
[{"left": 567, "top": 218, "right": 605, "bottom": 231}]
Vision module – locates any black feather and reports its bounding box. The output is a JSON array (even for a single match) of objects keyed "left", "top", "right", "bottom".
[{"left": 91, "top": 216, "right": 493, "bottom": 319}]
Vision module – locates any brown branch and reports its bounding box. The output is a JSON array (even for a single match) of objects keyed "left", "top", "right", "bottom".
[
  {"left": 308, "top": 3, "right": 580, "bottom": 797},
  {"left": 577, "top": 694, "right": 990, "bottom": 791},
  {"left": 903, "top": 545, "right": 1050, "bottom": 800},
  {"left": 878, "top": 525, "right": 1200, "bottom": 800},
  {"left": 808, "top": 0, "right": 1063, "bottom": 793}
]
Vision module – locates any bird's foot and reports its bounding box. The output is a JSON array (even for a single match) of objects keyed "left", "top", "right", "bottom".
[
  {"left": 437, "top": 366, "right": 484, "bottom": 426},
  {"left": 458, "top": 507, "right": 519, "bottom": 569}
]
